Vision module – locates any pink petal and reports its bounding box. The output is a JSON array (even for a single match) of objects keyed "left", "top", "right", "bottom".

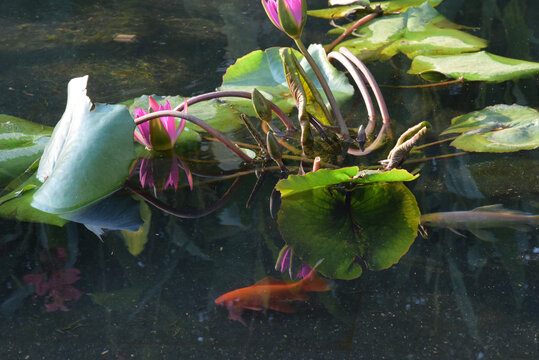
[
  {"left": 296, "top": 263, "right": 312, "bottom": 279},
  {"left": 287, "top": 0, "right": 303, "bottom": 27},
  {"left": 60, "top": 286, "right": 83, "bottom": 301},
  {"left": 148, "top": 96, "right": 160, "bottom": 112},
  {"left": 61, "top": 268, "right": 81, "bottom": 285},
  {"left": 263, "top": 0, "right": 282, "bottom": 30},
  {"left": 278, "top": 247, "right": 292, "bottom": 272}
]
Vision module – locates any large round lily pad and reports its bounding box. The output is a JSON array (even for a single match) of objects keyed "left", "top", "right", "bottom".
[{"left": 277, "top": 182, "right": 420, "bottom": 280}]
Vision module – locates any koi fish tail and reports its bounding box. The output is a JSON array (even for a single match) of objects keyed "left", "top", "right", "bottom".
[{"left": 299, "top": 261, "right": 330, "bottom": 292}]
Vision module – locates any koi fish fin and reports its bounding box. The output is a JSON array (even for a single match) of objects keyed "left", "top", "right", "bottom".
[
  {"left": 471, "top": 204, "right": 505, "bottom": 212},
  {"left": 448, "top": 227, "right": 466, "bottom": 237},
  {"left": 267, "top": 300, "right": 296, "bottom": 313},
  {"left": 254, "top": 277, "right": 290, "bottom": 286},
  {"left": 241, "top": 305, "right": 265, "bottom": 311},
  {"left": 226, "top": 304, "right": 246, "bottom": 326},
  {"left": 300, "top": 260, "right": 330, "bottom": 292}
]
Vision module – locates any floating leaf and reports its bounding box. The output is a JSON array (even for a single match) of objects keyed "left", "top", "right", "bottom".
[
  {"left": 276, "top": 167, "right": 418, "bottom": 197},
  {"left": 32, "top": 76, "right": 136, "bottom": 214},
  {"left": 441, "top": 104, "right": 539, "bottom": 152},
  {"left": 0, "top": 114, "right": 52, "bottom": 185},
  {"left": 409, "top": 51, "right": 539, "bottom": 82},
  {"left": 219, "top": 45, "right": 354, "bottom": 116},
  {"left": 332, "top": 3, "right": 486, "bottom": 62},
  {"left": 0, "top": 174, "right": 66, "bottom": 226},
  {"left": 278, "top": 182, "right": 420, "bottom": 279}
]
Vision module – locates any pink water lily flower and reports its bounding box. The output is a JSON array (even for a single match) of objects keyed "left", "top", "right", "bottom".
[
  {"left": 134, "top": 96, "right": 186, "bottom": 151},
  {"left": 262, "top": 0, "right": 306, "bottom": 38}
]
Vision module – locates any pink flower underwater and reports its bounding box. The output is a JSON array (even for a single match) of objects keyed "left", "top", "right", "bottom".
[
  {"left": 23, "top": 248, "right": 83, "bottom": 312},
  {"left": 134, "top": 96, "right": 186, "bottom": 151},
  {"left": 275, "top": 245, "right": 312, "bottom": 279},
  {"left": 261, "top": 0, "right": 306, "bottom": 38}
]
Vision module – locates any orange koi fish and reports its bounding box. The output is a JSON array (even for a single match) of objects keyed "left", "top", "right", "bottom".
[{"left": 215, "top": 263, "right": 329, "bottom": 326}]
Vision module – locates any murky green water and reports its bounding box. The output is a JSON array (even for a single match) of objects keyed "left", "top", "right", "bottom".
[{"left": 1, "top": 0, "right": 538, "bottom": 359}]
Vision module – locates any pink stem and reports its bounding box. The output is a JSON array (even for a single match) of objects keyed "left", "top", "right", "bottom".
[
  {"left": 339, "top": 47, "right": 390, "bottom": 124},
  {"left": 325, "top": 11, "right": 381, "bottom": 53},
  {"left": 172, "top": 91, "right": 296, "bottom": 131},
  {"left": 327, "top": 51, "right": 376, "bottom": 137},
  {"left": 135, "top": 110, "right": 253, "bottom": 163}
]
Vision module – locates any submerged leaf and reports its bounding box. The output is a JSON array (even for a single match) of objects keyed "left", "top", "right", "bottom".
[{"left": 441, "top": 104, "right": 539, "bottom": 152}]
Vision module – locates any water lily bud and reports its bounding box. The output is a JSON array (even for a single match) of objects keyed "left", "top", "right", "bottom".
[
  {"left": 252, "top": 88, "right": 272, "bottom": 123},
  {"left": 266, "top": 131, "right": 288, "bottom": 172},
  {"left": 262, "top": 0, "right": 307, "bottom": 39}
]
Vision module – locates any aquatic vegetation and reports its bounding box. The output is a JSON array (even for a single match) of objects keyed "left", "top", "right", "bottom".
[{"left": 0, "top": 0, "right": 537, "bottom": 339}]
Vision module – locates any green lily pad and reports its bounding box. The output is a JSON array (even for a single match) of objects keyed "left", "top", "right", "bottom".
[
  {"left": 308, "top": 0, "right": 442, "bottom": 19},
  {"left": 0, "top": 174, "right": 66, "bottom": 226},
  {"left": 441, "top": 104, "right": 539, "bottom": 152},
  {"left": 218, "top": 44, "right": 354, "bottom": 116},
  {"left": 332, "top": 3, "right": 486, "bottom": 62},
  {"left": 0, "top": 114, "right": 53, "bottom": 185},
  {"left": 32, "top": 75, "right": 136, "bottom": 214},
  {"left": 276, "top": 167, "right": 418, "bottom": 197},
  {"left": 277, "top": 182, "right": 420, "bottom": 279},
  {"left": 409, "top": 51, "right": 539, "bottom": 82},
  {"left": 126, "top": 95, "right": 242, "bottom": 134}
]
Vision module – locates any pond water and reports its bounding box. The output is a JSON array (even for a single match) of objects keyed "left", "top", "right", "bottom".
[{"left": 1, "top": 0, "right": 538, "bottom": 359}]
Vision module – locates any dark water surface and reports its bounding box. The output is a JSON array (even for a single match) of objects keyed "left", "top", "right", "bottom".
[{"left": 1, "top": 0, "right": 538, "bottom": 359}]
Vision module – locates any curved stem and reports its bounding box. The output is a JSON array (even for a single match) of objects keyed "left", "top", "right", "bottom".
[
  {"left": 325, "top": 11, "right": 381, "bottom": 53},
  {"left": 339, "top": 47, "right": 390, "bottom": 124},
  {"left": 327, "top": 51, "right": 376, "bottom": 137},
  {"left": 135, "top": 110, "right": 253, "bottom": 163},
  {"left": 125, "top": 177, "right": 243, "bottom": 219},
  {"left": 294, "top": 38, "right": 351, "bottom": 141},
  {"left": 172, "top": 90, "right": 296, "bottom": 131}
]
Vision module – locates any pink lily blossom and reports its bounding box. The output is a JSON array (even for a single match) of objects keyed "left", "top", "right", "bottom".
[
  {"left": 134, "top": 96, "right": 186, "bottom": 151},
  {"left": 262, "top": 0, "right": 306, "bottom": 38}
]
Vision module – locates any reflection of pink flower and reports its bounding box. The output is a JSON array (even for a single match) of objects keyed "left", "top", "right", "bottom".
[
  {"left": 23, "top": 248, "right": 83, "bottom": 312},
  {"left": 134, "top": 97, "right": 186, "bottom": 151},
  {"left": 137, "top": 155, "right": 193, "bottom": 192}
]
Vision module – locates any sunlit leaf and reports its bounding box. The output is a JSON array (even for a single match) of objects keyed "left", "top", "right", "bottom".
[
  {"left": 276, "top": 167, "right": 418, "bottom": 197},
  {"left": 332, "top": 3, "right": 486, "bottom": 62},
  {"left": 441, "top": 104, "right": 539, "bottom": 152},
  {"left": 308, "top": 0, "right": 442, "bottom": 19},
  {"left": 0, "top": 114, "right": 52, "bottom": 185},
  {"left": 0, "top": 174, "right": 66, "bottom": 226},
  {"left": 409, "top": 51, "right": 539, "bottom": 82},
  {"left": 32, "top": 76, "right": 137, "bottom": 214},
  {"left": 278, "top": 182, "right": 420, "bottom": 279},
  {"left": 219, "top": 45, "right": 354, "bottom": 116}
]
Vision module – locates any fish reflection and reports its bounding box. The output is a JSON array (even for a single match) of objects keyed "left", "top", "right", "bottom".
[
  {"left": 420, "top": 204, "right": 538, "bottom": 241},
  {"left": 215, "top": 262, "right": 329, "bottom": 326}
]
